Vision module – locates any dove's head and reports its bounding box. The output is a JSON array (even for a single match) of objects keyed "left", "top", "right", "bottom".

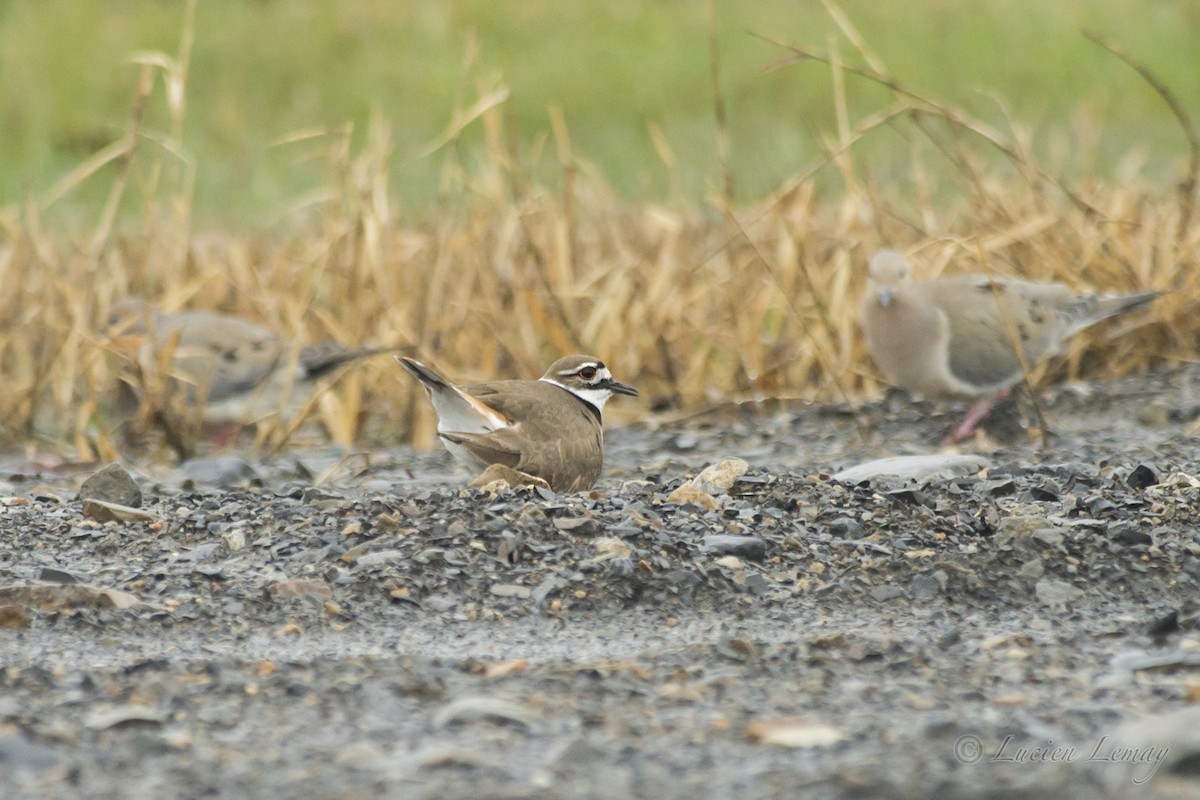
[
  {"left": 866, "top": 250, "right": 914, "bottom": 308},
  {"left": 104, "top": 297, "right": 162, "bottom": 337}
]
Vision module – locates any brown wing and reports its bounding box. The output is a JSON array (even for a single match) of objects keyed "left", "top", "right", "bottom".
[
  {"left": 446, "top": 380, "right": 605, "bottom": 492},
  {"left": 440, "top": 429, "right": 524, "bottom": 471}
]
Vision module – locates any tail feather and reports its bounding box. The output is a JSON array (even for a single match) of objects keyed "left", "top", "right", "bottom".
[
  {"left": 396, "top": 357, "right": 509, "bottom": 433},
  {"left": 1094, "top": 290, "right": 1163, "bottom": 321},
  {"left": 301, "top": 344, "right": 409, "bottom": 379},
  {"left": 396, "top": 356, "right": 452, "bottom": 389},
  {"left": 1063, "top": 290, "right": 1164, "bottom": 339}
]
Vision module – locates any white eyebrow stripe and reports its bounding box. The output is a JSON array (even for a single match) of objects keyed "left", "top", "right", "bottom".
[{"left": 559, "top": 363, "right": 601, "bottom": 377}]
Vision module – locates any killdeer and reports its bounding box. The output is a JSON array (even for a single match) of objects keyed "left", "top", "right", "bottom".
[
  {"left": 861, "top": 250, "right": 1163, "bottom": 440},
  {"left": 397, "top": 354, "right": 638, "bottom": 492},
  {"left": 106, "top": 297, "right": 399, "bottom": 425}
]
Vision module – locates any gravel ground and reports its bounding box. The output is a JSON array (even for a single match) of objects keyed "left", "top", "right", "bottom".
[{"left": 2, "top": 365, "right": 1200, "bottom": 799}]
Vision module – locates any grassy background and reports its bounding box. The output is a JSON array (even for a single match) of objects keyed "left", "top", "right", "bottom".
[
  {"left": 2, "top": 0, "right": 1198, "bottom": 227},
  {"left": 0, "top": 1, "right": 1196, "bottom": 458}
]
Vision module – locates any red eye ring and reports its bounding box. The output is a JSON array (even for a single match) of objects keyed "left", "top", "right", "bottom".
[{"left": 579, "top": 366, "right": 597, "bottom": 380}]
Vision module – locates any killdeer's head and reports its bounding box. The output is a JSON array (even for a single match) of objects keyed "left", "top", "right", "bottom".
[
  {"left": 866, "top": 250, "right": 913, "bottom": 308},
  {"left": 540, "top": 355, "right": 638, "bottom": 412}
]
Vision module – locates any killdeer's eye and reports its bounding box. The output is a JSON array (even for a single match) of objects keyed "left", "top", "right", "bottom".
[{"left": 578, "top": 366, "right": 597, "bottom": 381}]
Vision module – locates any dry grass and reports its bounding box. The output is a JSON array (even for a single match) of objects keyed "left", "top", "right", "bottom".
[{"left": 1, "top": 8, "right": 1196, "bottom": 462}]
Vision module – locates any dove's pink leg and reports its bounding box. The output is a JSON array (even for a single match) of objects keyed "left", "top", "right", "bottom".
[
  {"left": 948, "top": 391, "right": 1008, "bottom": 443},
  {"left": 209, "top": 422, "right": 241, "bottom": 449}
]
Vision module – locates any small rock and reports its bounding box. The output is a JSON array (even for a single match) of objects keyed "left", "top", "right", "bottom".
[
  {"left": 483, "top": 659, "right": 527, "bottom": 678},
  {"left": 667, "top": 484, "right": 718, "bottom": 510},
  {"left": 83, "top": 705, "right": 165, "bottom": 731},
  {"left": 425, "top": 595, "right": 457, "bottom": 613},
  {"left": 355, "top": 550, "right": 406, "bottom": 568},
  {"left": 266, "top": 578, "right": 333, "bottom": 603},
  {"left": 332, "top": 742, "right": 388, "bottom": 770},
  {"left": 746, "top": 717, "right": 847, "bottom": 748},
  {"left": 530, "top": 578, "right": 562, "bottom": 607},
  {"left": 1016, "top": 558, "right": 1045, "bottom": 580},
  {"left": 1034, "top": 577, "right": 1084, "bottom": 607},
  {"left": 716, "top": 635, "right": 757, "bottom": 660},
  {"left": 583, "top": 538, "right": 632, "bottom": 565},
  {"left": 79, "top": 463, "right": 142, "bottom": 508},
  {"left": 996, "top": 515, "right": 1056, "bottom": 543},
  {"left": 432, "top": 696, "right": 538, "bottom": 730},
  {"left": 1062, "top": 704, "right": 1123, "bottom": 723},
  {"left": 870, "top": 585, "right": 905, "bottom": 602},
  {"left": 832, "top": 454, "right": 989, "bottom": 483},
  {"left": 744, "top": 572, "right": 770, "bottom": 595},
  {"left": 553, "top": 516, "right": 601, "bottom": 536},
  {"left": 1109, "top": 651, "right": 1200, "bottom": 672},
  {"left": 0, "top": 604, "right": 29, "bottom": 628},
  {"left": 397, "top": 745, "right": 494, "bottom": 774},
  {"left": 495, "top": 535, "right": 520, "bottom": 563},
  {"left": 0, "top": 735, "right": 59, "bottom": 773},
  {"left": 489, "top": 584, "right": 532, "bottom": 599},
  {"left": 672, "top": 433, "right": 700, "bottom": 451},
  {"left": 1030, "top": 528, "right": 1065, "bottom": 549},
  {"left": 514, "top": 504, "right": 548, "bottom": 532},
  {"left": 1109, "top": 522, "right": 1153, "bottom": 547},
  {"left": 701, "top": 535, "right": 767, "bottom": 560},
  {"left": 1126, "top": 462, "right": 1159, "bottom": 489},
  {"left": 828, "top": 516, "right": 862, "bottom": 538},
  {"left": 910, "top": 571, "right": 946, "bottom": 598},
  {"left": 978, "top": 478, "right": 1016, "bottom": 496},
  {"left": 180, "top": 456, "right": 260, "bottom": 487},
  {"left": 691, "top": 458, "right": 750, "bottom": 495},
  {"left": 37, "top": 567, "right": 85, "bottom": 584},
  {"left": 1136, "top": 403, "right": 1172, "bottom": 428},
  {"left": 82, "top": 499, "right": 161, "bottom": 523},
  {"left": 222, "top": 529, "right": 247, "bottom": 551},
  {"left": 0, "top": 584, "right": 143, "bottom": 611},
  {"left": 713, "top": 555, "right": 744, "bottom": 571},
  {"left": 181, "top": 542, "right": 223, "bottom": 562}
]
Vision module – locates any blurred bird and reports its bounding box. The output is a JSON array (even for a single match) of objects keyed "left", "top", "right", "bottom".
[
  {"left": 397, "top": 354, "right": 638, "bottom": 492},
  {"left": 861, "top": 250, "right": 1163, "bottom": 441},
  {"left": 105, "top": 297, "right": 400, "bottom": 431}
]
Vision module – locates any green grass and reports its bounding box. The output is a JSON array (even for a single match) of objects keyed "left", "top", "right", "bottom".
[{"left": 1, "top": 0, "right": 1198, "bottom": 228}]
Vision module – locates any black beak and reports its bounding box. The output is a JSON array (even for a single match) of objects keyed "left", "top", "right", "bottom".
[{"left": 605, "top": 378, "right": 639, "bottom": 397}]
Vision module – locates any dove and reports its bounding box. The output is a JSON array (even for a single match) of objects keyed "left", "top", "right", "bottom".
[
  {"left": 397, "top": 355, "right": 638, "bottom": 492},
  {"left": 105, "top": 297, "right": 398, "bottom": 426},
  {"left": 861, "top": 250, "right": 1162, "bottom": 440}
]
